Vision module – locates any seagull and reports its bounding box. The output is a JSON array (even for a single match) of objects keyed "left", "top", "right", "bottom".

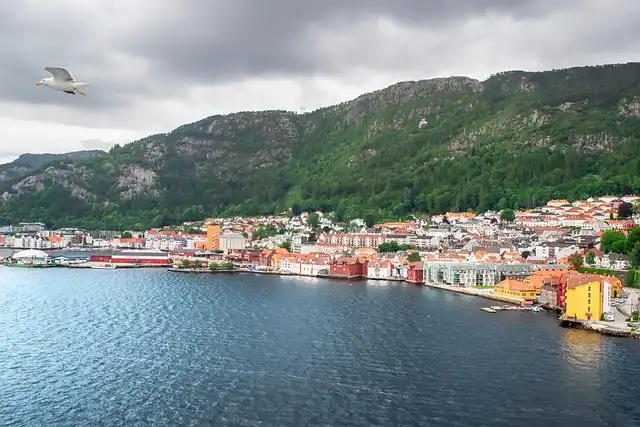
[{"left": 36, "top": 67, "right": 88, "bottom": 96}]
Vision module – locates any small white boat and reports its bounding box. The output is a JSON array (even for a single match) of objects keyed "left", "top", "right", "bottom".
[{"left": 90, "top": 263, "right": 117, "bottom": 270}]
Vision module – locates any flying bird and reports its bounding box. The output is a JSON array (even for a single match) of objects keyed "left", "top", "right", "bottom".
[{"left": 36, "top": 67, "right": 88, "bottom": 96}]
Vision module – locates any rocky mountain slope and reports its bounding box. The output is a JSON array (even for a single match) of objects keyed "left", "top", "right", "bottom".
[
  {"left": 0, "top": 150, "right": 105, "bottom": 184},
  {"left": 1, "top": 63, "right": 640, "bottom": 229}
]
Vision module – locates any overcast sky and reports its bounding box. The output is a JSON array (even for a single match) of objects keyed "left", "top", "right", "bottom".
[{"left": 0, "top": 0, "right": 638, "bottom": 163}]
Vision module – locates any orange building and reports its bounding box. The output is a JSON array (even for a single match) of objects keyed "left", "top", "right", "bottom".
[
  {"left": 494, "top": 279, "right": 537, "bottom": 300},
  {"left": 205, "top": 226, "right": 221, "bottom": 251}
]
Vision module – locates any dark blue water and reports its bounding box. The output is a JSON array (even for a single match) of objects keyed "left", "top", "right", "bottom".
[{"left": 1, "top": 267, "right": 639, "bottom": 426}]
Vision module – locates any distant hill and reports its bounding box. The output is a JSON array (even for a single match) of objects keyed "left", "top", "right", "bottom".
[
  {"left": 0, "top": 150, "right": 107, "bottom": 184},
  {"left": 1, "top": 62, "right": 640, "bottom": 230}
]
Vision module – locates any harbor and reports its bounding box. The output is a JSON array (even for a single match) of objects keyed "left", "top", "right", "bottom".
[{"left": 480, "top": 305, "right": 546, "bottom": 313}]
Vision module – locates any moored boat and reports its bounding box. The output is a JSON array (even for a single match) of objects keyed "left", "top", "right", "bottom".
[{"left": 90, "top": 263, "right": 117, "bottom": 270}]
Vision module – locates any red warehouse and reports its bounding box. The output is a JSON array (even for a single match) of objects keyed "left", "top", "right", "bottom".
[
  {"left": 405, "top": 262, "right": 424, "bottom": 284},
  {"left": 111, "top": 249, "right": 170, "bottom": 266},
  {"left": 329, "top": 258, "right": 368, "bottom": 279}
]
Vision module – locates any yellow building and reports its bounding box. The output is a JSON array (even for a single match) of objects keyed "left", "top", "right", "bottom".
[
  {"left": 494, "top": 279, "right": 537, "bottom": 300},
  {"left": 608, "top": 276, "right": 623, "bottom": 299},
  {"left": 564, "top": 276, "right": 603, "bottom": 321}
]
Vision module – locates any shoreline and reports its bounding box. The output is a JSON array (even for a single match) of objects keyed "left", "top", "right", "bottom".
[
  {"left": 560, "top": 318, "right": 640, "bottom": 339},
  {"left": 8, "top": 263, "right": 640, "bottom": 340},
  {"left": 422, "top": 282, "right": 525, "bottom": 305}
]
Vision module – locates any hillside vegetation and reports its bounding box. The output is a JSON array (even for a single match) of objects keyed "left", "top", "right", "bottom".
[{"left": 1, "top": 63, "right": 640, "bottom": 230}]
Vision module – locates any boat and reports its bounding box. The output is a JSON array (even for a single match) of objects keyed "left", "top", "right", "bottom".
[
  {"left": 90, "top": 263, "right": 117, "bottom": 270},
  {"left": 481, "top": 307, "right": 497, "bottom": 313}
]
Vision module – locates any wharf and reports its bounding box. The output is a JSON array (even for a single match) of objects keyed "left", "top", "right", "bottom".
[
  {"left": 167, "top": 267, "right": 292, "bottom": 275},
  {"left": 68, "top": 262, "right": 168, "bottom": 269},
  {"left": 560, "top": 318, "right": 640, "bottom": 339},
  {"left": 316, "top": 274, "right": 366, "bottom": 281},
  {"left": 423, "top": 282, "right": 524, "bottom": 305}
]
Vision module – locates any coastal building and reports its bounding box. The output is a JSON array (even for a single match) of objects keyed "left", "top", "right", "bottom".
[
  {"left": 423, "top": 262, "right": 536, "bottom": 287},
  {"left": 205, "top": 225, "right": 221, "bottom": 251},
  {"left": 329, "top": 258, "right": 368, "bottom": 279},
  {"left": 112, "top": 249, "right": 170, "bottom": 266},
  {"left": 300, "top": 257, "right": 331, "bottom": 276},
  {"left": 405, "top": 262, "right": 424, "bottom": 284},
  {"left": 90, "top": 249, "right": 170, "bottom": 266},
  {"left": 226, "top": 249, "right": 261, "bottom": 263},
  {"left": 494, "top": 279, "right": 537, "bottom": 300},
  {"left": 538, "top": 276, "right": 563, "bottom": 310},
  {"left": 562, "top": 275, "right": 604, "bottom": 321},
  {"left": 367, "top": 260, "right": 394, "bottom": 279},
  {"left": 219, "top": 233, "right": 246, "bottom": 251}
]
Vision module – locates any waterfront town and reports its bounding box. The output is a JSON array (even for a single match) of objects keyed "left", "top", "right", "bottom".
[{"left": 2, "top": 195, "right": 640, "bottom": 336}]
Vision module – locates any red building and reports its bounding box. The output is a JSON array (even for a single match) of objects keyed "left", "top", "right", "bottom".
[
  {"left": 329, "top": 258, "right": 368, "bottom": 278},
  {"left": 111, "top": 249, "right": 170, "bottom": 266},
  {"left": 227, "top": 249, "right": 261, "bottom": 263},
  {"left": 259, "top": 249, "right": 275, "bottom": 267},
  {"left": 558, "top": 274, "right": 567, "bottom": 308},
  {"left": 405, "top": 262, "right": 424, "bottom": 284},
  {"left": 90, "top": 251, "right": 113, "bottom": 263}
]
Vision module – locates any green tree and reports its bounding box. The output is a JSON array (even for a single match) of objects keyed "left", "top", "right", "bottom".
[
  {"left": 307, "top": 212, "right": 320, "bottom": 229},
  {"left": 521, "top": 250, "right": 531, "bottom": 259},
  {"left": 194, "top": 259, "right": 203, "bottom": 269},
  {"left": 407, "top": 252, "right": 421, "bottom": 263},
  {"left": 183, "top": 205, "right": 205, "bottom": 222},
  {"left": 181, "top": 258, "right": 191, "bottom": 268},
  {"left": 121, "top": 231, "right": 133, "bottom": 238},
  {"left": 378, "top": 242, "right": 411, "bottom": 253},
  {"left": 570, "top": 253, "right": 584, "bottom": 269},
  {"left": 278, "top": 239, "right": 291, "bottom": 252},
  {"left": 585, "top": 250, "right": 596, "bottom": 265},
  {"left": 363, "top": 213, "right": 376, "bottom": 228},
  {"left": 209, "top": 262, "right": 219, "bottom": 270},
  {"left": 618, "top": 202, "right": 634, "bottom": 219},
  {"left": 500, "top": 209, "right": 516, "bottom": 222},
  {"left": 630, "top": 243, "right": 640, "bottom": 267},
  {"left": 600, "top": 230, "right": 627, "bottom": 253}
]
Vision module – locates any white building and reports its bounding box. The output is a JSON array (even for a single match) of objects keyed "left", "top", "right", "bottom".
[{"left": 220, "top": 234, "right": 246, "bottom": 250}]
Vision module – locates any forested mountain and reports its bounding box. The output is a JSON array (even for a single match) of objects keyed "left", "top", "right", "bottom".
[
  {"left": 1, "top": 63, "right": 640, "bottom": 230},
  {"left": 0, "top": 150, "right": 105, "bottom": 184}
]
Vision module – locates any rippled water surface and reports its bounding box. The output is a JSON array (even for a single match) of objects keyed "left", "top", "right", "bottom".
[{"left": 1, "top": 267, "right": 640, "bottom": 426}]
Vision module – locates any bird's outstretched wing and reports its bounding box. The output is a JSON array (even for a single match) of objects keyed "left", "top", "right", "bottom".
[{"left": 44, "top": 67, "right": 75, "bottom": 82}]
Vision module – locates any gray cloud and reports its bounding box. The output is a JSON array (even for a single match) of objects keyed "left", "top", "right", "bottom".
[
  {"left": 0, "top": 0, "right": 638, "bottom": 140},
  {"left": 118, "top": 0, "right": 586, "bottom": 83}
]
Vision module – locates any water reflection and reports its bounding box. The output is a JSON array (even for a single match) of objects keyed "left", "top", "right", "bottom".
[{"left": 561, "top": 328, "right": 605, "bottom": 369}]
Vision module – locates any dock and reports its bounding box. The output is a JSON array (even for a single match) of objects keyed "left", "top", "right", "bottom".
[{"left": 480, "top": 305, "right": 545, "bottom": 313}]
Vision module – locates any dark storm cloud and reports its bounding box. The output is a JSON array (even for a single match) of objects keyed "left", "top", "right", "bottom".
[
  {"left": 0, "top": 0, "right": 638, "bottom": 112},
  {"left": 118, "top": 0, "right": 579, "bottom": 83}
]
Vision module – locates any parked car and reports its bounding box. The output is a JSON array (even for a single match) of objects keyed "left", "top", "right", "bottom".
[{"left": 604, "top": 312, "right": 615, "bottom": 322}]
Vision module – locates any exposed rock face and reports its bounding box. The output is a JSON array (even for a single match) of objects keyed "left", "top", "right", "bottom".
[
  {"left": 568, "top": 134, "right": 621, "bottom": 153},
  {"left": 9, "top": 165, "right": 96, "bottom": 201},
  {"left": 619, "top": 98, "right": 640, "bottom": 117},
  {"left": 348, "top": 149, "right": 377, "bottom": 167},
  {"left": 117, "top": 165, "right": 159, "bottom": 200},
  {"left": 0, "top": 149, "right": 105, "bottom": 183}
]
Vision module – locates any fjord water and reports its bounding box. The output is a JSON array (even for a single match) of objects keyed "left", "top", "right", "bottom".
[{"left": 1, "top": 268, "right": 639, "bottom": 427}]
